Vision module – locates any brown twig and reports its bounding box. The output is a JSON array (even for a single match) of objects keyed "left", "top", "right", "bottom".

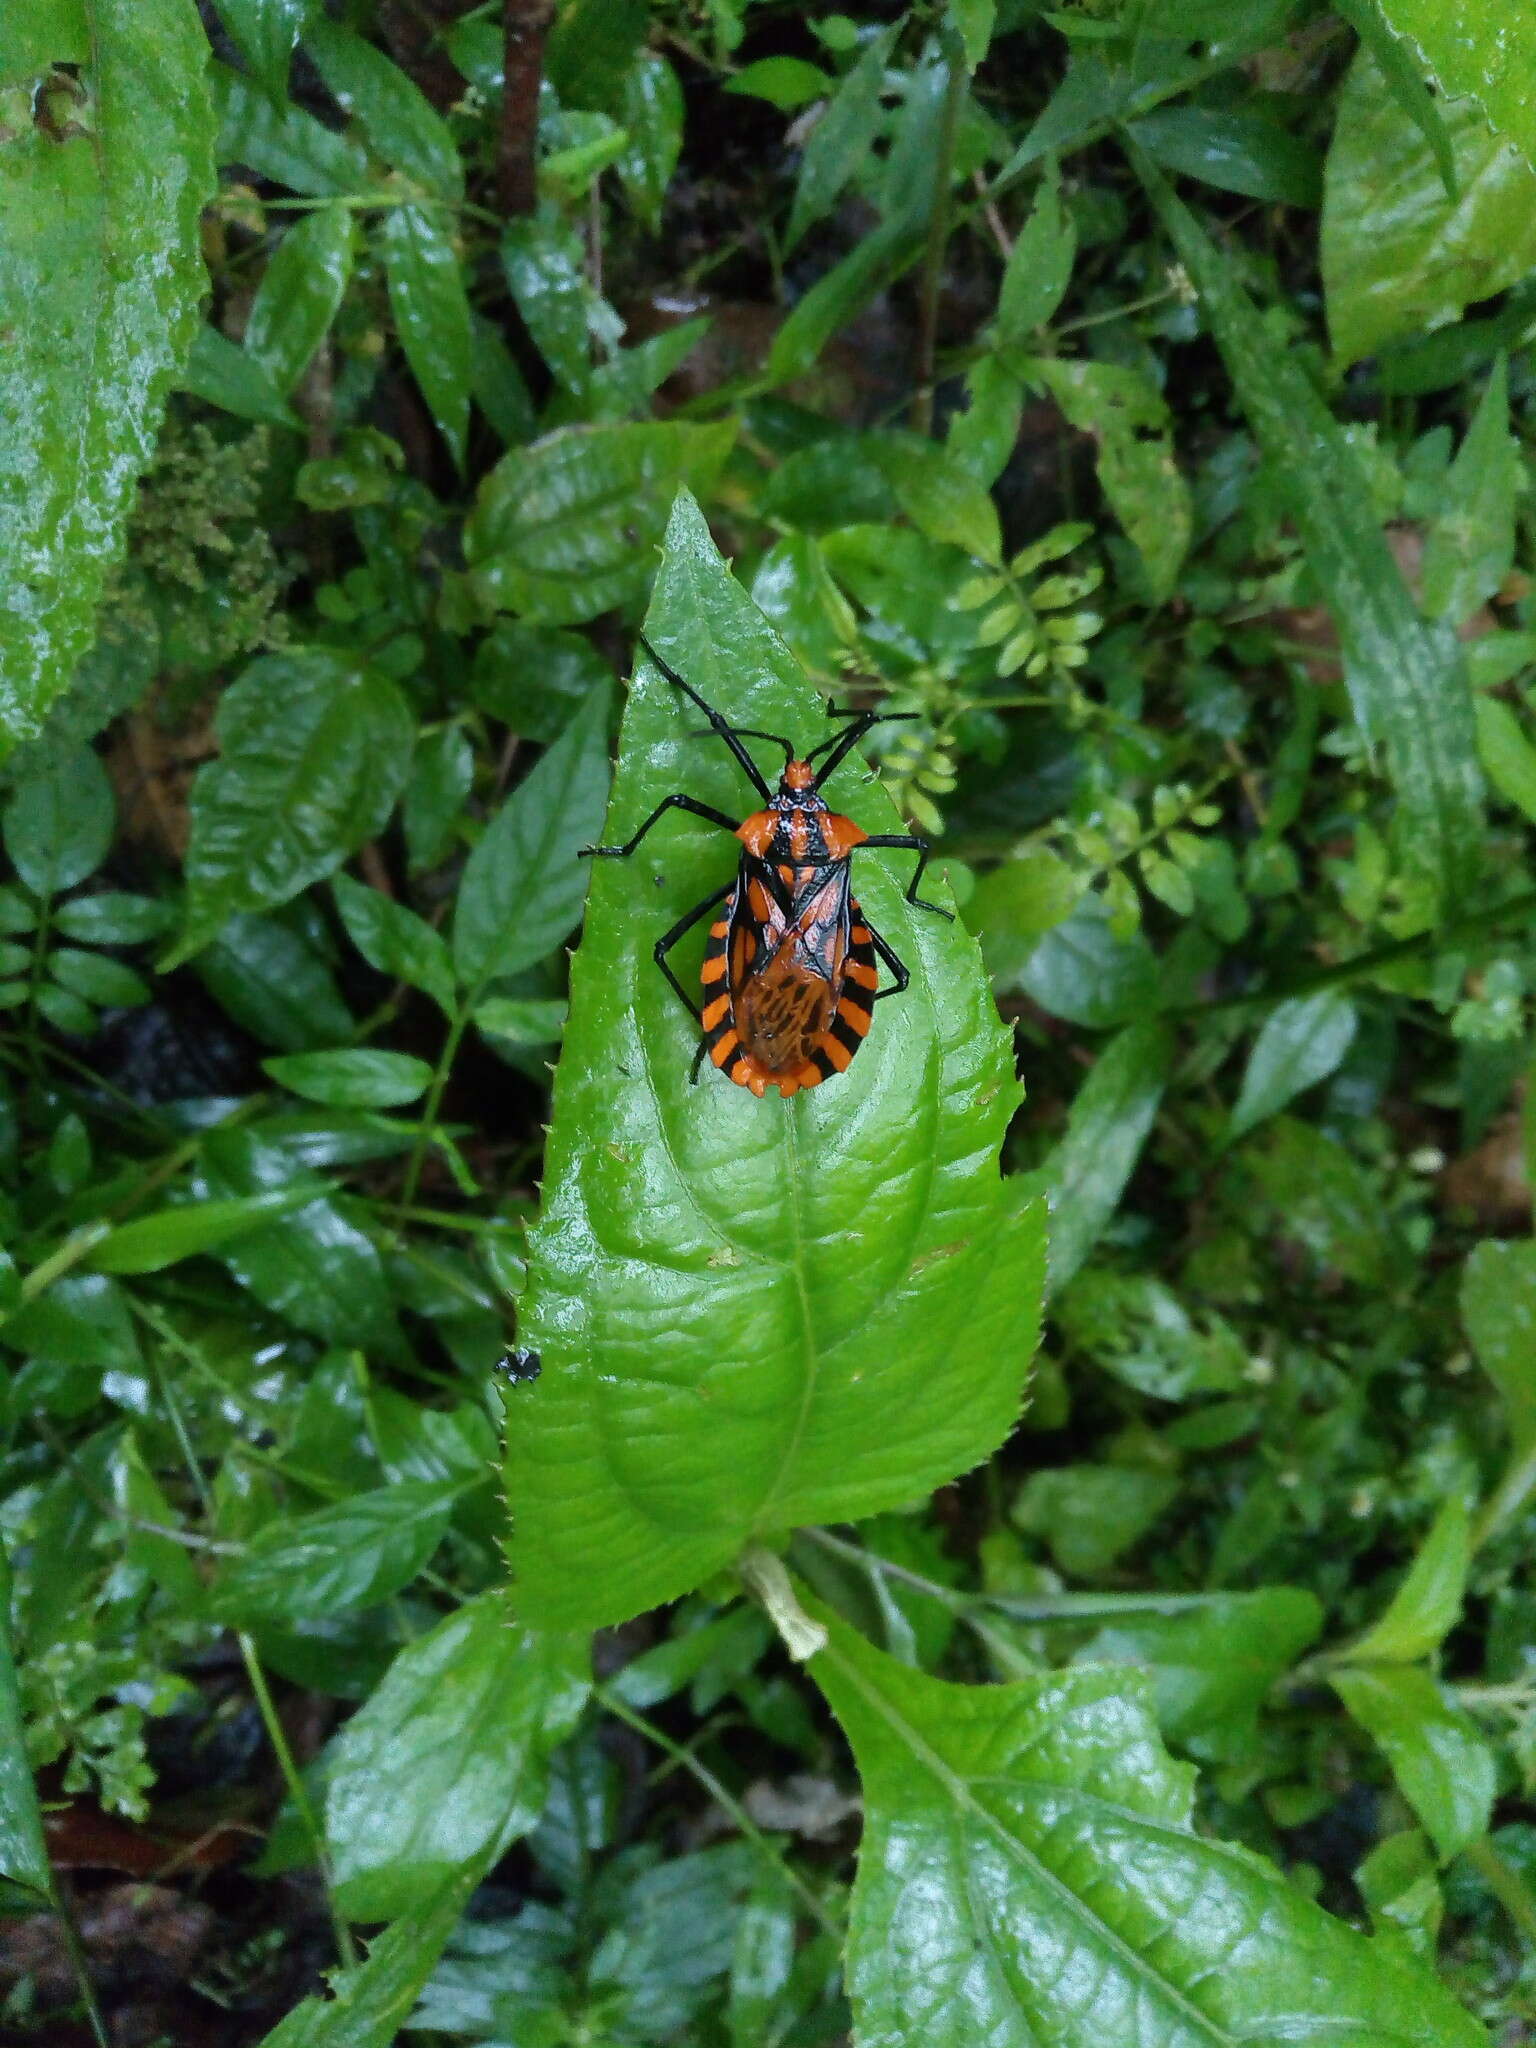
[{"left": 500, "top": 0, "right": 554, "bottom": 218}]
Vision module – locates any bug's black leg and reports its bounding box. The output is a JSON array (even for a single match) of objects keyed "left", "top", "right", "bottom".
[
  {"left": 806, "top": 709, "right": 921, "bottom": 786},
  {"left": 638, "top": 636, "right": 775, "bottom": 803},
  {"left": 652, "top": 879, "right": 733, "bottom": 1027},
  {"left": 865, "top": 921, "right": 910, "bottom": 1001},
  {"left": 691, "top": 1038, "right": 711, "bottom": 1084},
  {"left": 580, "top": 791, "right": 740, "bottom": 860},
  {"left": 860, "top": 835, "right": 954, "bottom": 920}
]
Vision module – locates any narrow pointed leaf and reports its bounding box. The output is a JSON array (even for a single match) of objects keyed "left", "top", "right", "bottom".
[
  {"left": 0, "top": 0, "right": 215, "bottom": 759},
  {"left": 0, "top": 1544, "right": 50, "bottom": 1895},
  {"left": 1228, "top": 989, "right": 1358, "bottom": 1140},
  {"left": 1350, "top": 1494, "right": 1470, "bottom": 1665},
  {"left": 1138, "top": 152, "right": 1483, "bottom": 914},
  {"left": 1332, "top": 1663, "right": 1496, "bottom": 1862},
  {"left": 813, "top": 1609, "right": 1490, "bottom": 2048},
  {"left": 506, "top": 491, "right": 1045, "bottom": 1630},
  {"left": 1044, "top": 1018, "right": 1171, "bottom": 1296}
]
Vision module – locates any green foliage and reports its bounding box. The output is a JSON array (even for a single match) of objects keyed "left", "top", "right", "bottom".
[{"left": 5, "top": 1, "right": 1536, "bottom": 2040}]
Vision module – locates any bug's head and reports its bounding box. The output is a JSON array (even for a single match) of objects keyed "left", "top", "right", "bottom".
[{"left": 780, "top": 758, "right": 817, "bottom": 796}]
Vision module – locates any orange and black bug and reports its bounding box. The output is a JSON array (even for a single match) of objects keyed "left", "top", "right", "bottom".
[{"left": 581, "top": 638, "right": 952, "bottom": 1099}]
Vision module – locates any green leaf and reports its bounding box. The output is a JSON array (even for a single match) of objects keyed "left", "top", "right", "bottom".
[
  {"left": 502, "top": 215, "right": 616, "bottom": 393},
  {"left": 1013, "top": 1463, "right": 1178, "bottom": 1576},
  {"left": 0, "top": 1543, "right": 50, "bottom": 1895},
  {"left": 1332, "top": 0, "right": 1458, "bottom": 202},
  {"left": 1139, "top": 151, "right": 1484, "bottom": 915},
  {"left": 1332, "top": 1663, "right": 1496, "bottom": 1862},
  {"left": 1421, "top": 357, "right": 1521, "bottom": 624},
  {"left": 967, "top": 848, "right": 1084, "bottom": 984},
  {"left": 473, "top": 996, "right": 567, "bottom": 1051},
  {"left": 51, "top": 891, "right": 173, "bottom": 944},
  {"left": 868, "top": 433, "right": 1002, "bottom": 563},
  {"left": 1370, "top": 0, "right": 1536, "bottom": 175},
  {"left": 264, "top": 1050, "right": 435, "bottom": 1109},
  {"left": 785, "top": 25, "right": 899, "bottom": 253},
  {"left": 724, "top": 57, "right": 832, "bottom": 112},
  {"left": 1323, "top": 45, "right": 1536, "bottom": 365},
  {"left": 1044, "top": 1019, "right": 1172, "bottom": 1296},
  {"left": 332, "top": 873, "right": 456, "bottom": 1016},
  {"left": 253, "top": 1860, "right": 486, "bottom": 2048},
  {"left": 195, "top": 909, "right": 356, "bottom": 1050},
  {"left": 213, "top": 0, "right": 310, "bottom": 103},
  {"left": 951, "top": 0, "right": 996, "bottom": 72},
  {"left": 0, "top": 0, "right": 214, "bottom": 760},
  {"left": 616, "top": 53, "right": 684, "bottom": 232},
  {"left": 180, "top": 323, "right": 302, "bottom": 430},
  {"left": 1033, "top": 358, "right": 1190, "bottom": 603},
  {"left": 1127, "top": 104, "right": 1321, "bottom": 207},
  {"left": 244, "top": 203, "right": 356, "bottom": 395},
  {"left": 215, "top": 1480, "right": 460, "bottom": 1623},
  {"left": 88, "top": 1189, "right": 327, "bottom": 1274},
  {"left": 947, "top": 355, "right": 1026, "bottom": 490},
  {"left": 2, "top": 747, "right": 114, "bottom": 896},
  {"left": 1228, "top": 990, "right": 1359, "bottom": 1140},
  {"left": 212, "top": 59, "right": 369, "bottom": 196},
  {"left": 325, "top": 1593, "right": 588, "bottom": 1919},
  {"left": 403, "top": 724, "right": 472, "bottom": 872},
  {"left": 1351, "top": 1495, "right": 1471, "bottom": 1664},
  {"left": 1475, "top": 696, "right": 1536, "bottom": 824},
  {"left": 173, "top": 649, "right": 414, "bottom": 963},
  {"left": 765, "top": 220, "right": 924, "bottom": 387},
  {"left": 1461, "top": 1239, "right": 1536, "bottom": 1454},
  {"left": 813, "top": 1610, "right": 1488, "bottom": 2048},
  {"left": 466, "top": 420, "right": 736, "bottom": 625},
  {"left": 305, "top": 21, "right": 461, "bottom": 200},
  {"left": 994, "top": 177, "right": 1076, "bottom": 344},
  {"left": 452, "top": 687, "right": 612, "bottom": 992},
  {"left": 506, "top": 491, "right": 1045, "bottom": 1630},
  {"left": 1017, "top": 894, "right": 1158, "bottom": 1028},
  {"left": 47, "top": 947, "right": 148, "bottom": 1008},
  {"left": 378, "top": 204, "right": 471, "bottom": 470}
]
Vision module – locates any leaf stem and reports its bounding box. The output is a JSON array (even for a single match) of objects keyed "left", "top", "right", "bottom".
[
  {"left": 396, "top": 1005, "right": 471, "bottom": 1224},
  {"left": 739, "top": 1544, "right": 828, "bottom": 1661}
]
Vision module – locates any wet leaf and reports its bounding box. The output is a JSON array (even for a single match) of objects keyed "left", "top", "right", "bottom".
[
  {"left": 2, "top": 747, "right": 114, "bottom": 896},
  {"left": 994, "top": 179, "right": 1076, "bottom": 345},
  {"left": 1016, "top": 894, "right": 1158, "bottom": 1028},
  {"left": 616, "top": 53, "right": 684, "bottom": 232},
  {"left": 244, "top": 202, "right": 356, "bottom": 395},
  {"left": 172, "top": 648, "right": 414, "bottom": 963},
  {"left": 213, "top": 0, "right": 310, "bottom": 103},
  {"left": 814, "top": 1610, "right": 1490, "bottom": 2048},
  {"left": 263, "top": 1050, "right": 435, "bottom": 1109},
  {"left": 1043, "top": 1019, "right": 1172, "bottom": 1295},
  {"left": 1034, "top": 357, "right": 1190, "bottom": 603},
  {"left": 332, "top": 874, "right": 455, "bottom": 1017},
  {"left": 507, "top": 491, "right": 1045, "bottom": 1630},
  {"left": 379, "top": 203, "right": 472, "bottom": 470},
  {"left": 214, "top": 1480, "right": 460, "bottom": 1622},
  {"left": 1370, "top": 0, "right": 1536, "bottom": 175},
  {"left": 0, "top": 1543, "right": 50, "bottom": 1895},
  {"left": 1461, "top": 1239, "right": 1536, "bottom": 1453},
  {"left": 1128, "top": 103, "right": 1321, "bottom": 207},
  {"left": 1351, "top": 1495, "right": 1471, "bottom": 1665},
  {"left": 325, "top": 1592, "right": 588, "bottom": 1919},
  {"left": 1229, "top": 990, "right": 1359, "bottom": 1140},
  {"left": 0, "top": 0, "right": 215, "bottom": 758},
  {"left": 306, "top": 20, "right": 461, "bottom": 199},
  {"left": 1421, "top": 356, "right": 1521, "bottom": 625},
  {"left": 785, "top": 25, "right": 899, "bottom": 252},
  {"left": 195, "top": 909, "right": 356, "bottom": 1050},
  {"left": 1332, "top": 1663, "right": 1496, "bottom": 1862},
  {"left": 88, "top": 1188, "right": 328, "bottom": 1274},
  {"left": 1323, "top": 46, "right": 1536, "bottom": 365},
  {"left": 212, "top": 59, "right": 368, "bottom": 195}
]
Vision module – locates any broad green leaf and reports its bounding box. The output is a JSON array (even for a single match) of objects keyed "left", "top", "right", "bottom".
[
  {"left": 1013, "top": 1463, "right": 1178, "bottom": 1576},
  {"left": 52, "top": 891, "right": 173, "bottom": 944},
  {"left": 947, "top": 355, "right": 1026, "bottom": 490},
  {"left": 1371, "top": 0, "right": 1536, "bottom": 174},
  {"left": 474, "top": 996, "right": 567, "bottom": 1053},
  {"left": 181, "top": 323, "right": 303, "bottom": 430},
  {"left": 0, "top": 1543, "right": 50, "bottom": 1895},
  {"left": 1127, "top": 104, "right": 1321, "bottom": 207},
  {"left": 325, "top": 1593, "right": 588, "bottom": 1919},
  {"left": 506, "top": 491, "right": 1045, "bottom": 1630},
  {"left": 1351, "top": 1494, "right": 1471, "bottom": 1664},
  {"left": 1332, "top": 1663, "right": 1496, "bottom": 1862},
  {"left": 212, "top": 60, "right": 369, "bottom": 195},
  {"left": 244, "top": 203, "right": 356, "bottom": 395},
  {"left": 813, "top": 1610, "right": 1488, "bottom": 2048},
  {"left": 725, "top": 58, "right": 833, "bottom": 112},
  {"left": 254, "top": 1860, "right": 487, "bottom": 2048},
  {"left": 172, "top": 649, "right": 414, "bottom": 963},
  {"left": 214, "top": 0, "right": 310, "bottom": 103},
  {"left": 379, "top": 204, "right": 471, "bottom": 470},
  {"left": 1461, "top": 1239, "right": 1536, "bottom": 1453},
  {"left": 1228, "top": 990, "right": 1358, "bottom": 1140},
  {"left": 1139, "top": 153, "right": 1484, "bottom": 914},
  {"left": 1475, "top": 696, "right": 1536, "bottom": 824},
  {"left": 306, "top": 20, "right": 461, "bottom": 199},
  {"left": 765, "top": 220, "right": 924, "bottom": 388},
  {"left": 1421, "top": 356, "right": 1521, "bottom": 624},
  {"left": 2, "top": 747, "right": 114, "bottom": 896},
  {"left": 785, "top": 25, "right": 899, "bottom": 253},
  {"left": 1017, "top": 894, "right": 1158, "bottom": 1028},
  {"left": 1044, "top": 1019, "right": 1172, "bottom": 1295},
  {"left": 951, "top": 0, "right": 996, "bottom": 72},
  {"left": 994, "top": 178, "right": 1076, "bottom": 346},
  {"left": 196, "top": 909, "right": 356, "bottom": 1050},
  {"left": 502, "top": 215, "right": 619, "bottom": 393},
  {"left": 967, "top": 848, "right": 1085, "bottom": 985},
  {"left": 332, "top": 874, "right": 455, "bottom": 1017},
  {"left": 452, "top": 687, "right": 612, "bottom": 991},
  {"left": 1033, "top": 358, "right": 1190, "bottom": 603},
  {"left": 472, "top": 620, "right": 614, "bottom": 745},
  {"left": 214, "top": 1480, "right": 460, "bottom": 1623},
  {"left": 0, "top": 0, "right": 214, "bottom": 759},
  {"left": 867, "top": 433, "right": 1001, "bottom": 563},
  {"left": 1332, "top": 0, "right": 1458, "bottom": 203},
  {"left": 1323, "top": 46, "right": 1536, "bottom": 366},
  {"left": 616, "top": 53, "right": 685, "bottom": 232},
  {"left": 1078, "top": 1586, "right": 1323, "bottom": 1756},
  {"left": 465, "top": 421, "right": 736, "bottom": 625},
  {"left": 544, "top": 0, "right": 648, "bottom": 112},
  {"left": 47, "top": 947, "right": 147, "bottom": 1007},
  {"left": 264, "top": 1050, "right": 434, "bottom": 1109},
  {"left": 88, "top": 1188, "right": 327, "bottom": 1274}
]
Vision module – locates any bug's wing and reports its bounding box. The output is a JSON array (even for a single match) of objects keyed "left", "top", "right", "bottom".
[{"left": 808, "top": 891, "right": 879, "bottom": 1079}]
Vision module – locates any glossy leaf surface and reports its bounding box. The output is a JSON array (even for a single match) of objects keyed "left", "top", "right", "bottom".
[
  {"left": 0, "top": 0, "right": 214, "bottom": 759},
  {"left": 507, "top": 492, "right": 1045, "bottom": 1629},
  {"left": 1350, "top": 1494, "right": 1471, "bottom": 1665},
  {"left": 1043, "top": 1018, "right": 1170, "bottom": 1296},
  {"left": 814, "top": 1610, "right": 1490, "bottom": 2048},
  {"left": 1229, "top": 990, "right": 1358, "bottom": 1140},
  {"left": 1140, "top": 154, "right": 1483, "bottom": 914},
  {"left": 1332, "top": 1663, "right": 1496, "bottom": 1862},
  {"left": 1323, "top": 47, "right": 1536, "bottom": 366},
  {"left": 1372, "top": 0, "right": 1536, "bottom": 173},
  {"left": 214, "top": 1480, "right": 460, "bottom": 1623},
  {"left": 325, "top": 1593, "right": 588, "bottom": 1919},
  {"left": 0, "top": 1544, "right": 49, "bottom": 1895}
]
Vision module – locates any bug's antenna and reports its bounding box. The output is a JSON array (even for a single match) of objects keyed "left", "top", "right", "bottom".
[
  {"left": 805, "top": 708, "right": 921, "bottom": 790},
  {"left": 638, "top": 634, "right": 774, "bottom": 803}
]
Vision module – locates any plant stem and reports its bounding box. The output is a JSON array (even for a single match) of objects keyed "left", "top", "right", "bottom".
[
  {"left": 739, "top": 1544, "right": 827, "bottom": 1661},
  {"left": 911, "top": 30, "right": 967, "bottom": 436},
  {"left": 396, "top": 1005, "right": 471, "bottom": 1225}
]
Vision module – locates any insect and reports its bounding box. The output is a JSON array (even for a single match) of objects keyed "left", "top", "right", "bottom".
[
  {"left": 581, "top": 638, "right": 951, "bottom": 1099},
  {"left": 494, "top": 1348, "right": 541, "bottom": 1385}
]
